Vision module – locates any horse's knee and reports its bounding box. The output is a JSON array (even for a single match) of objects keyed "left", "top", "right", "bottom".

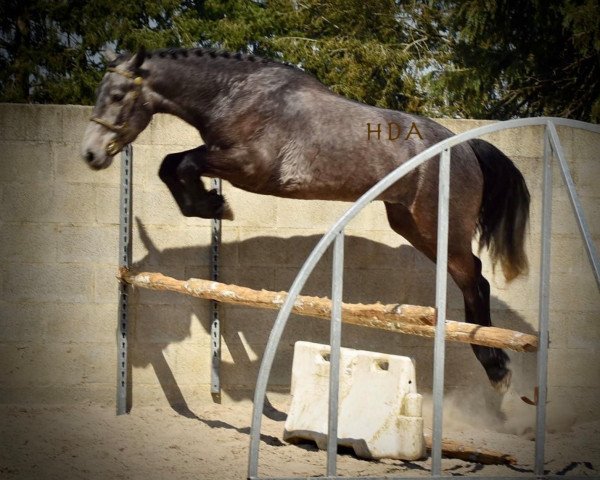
[
  {"left": 158, "top": 153, "right": 182, "bottom": 183},
  {"left": 175, "top": 155, "right": 202, "bottom": 183}
]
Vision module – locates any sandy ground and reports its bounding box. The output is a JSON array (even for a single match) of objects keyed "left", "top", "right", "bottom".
[{"left": 1, "top": 393, "right": 599, "bottom": 480}]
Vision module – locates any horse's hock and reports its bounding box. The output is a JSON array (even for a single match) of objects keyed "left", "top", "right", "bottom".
[{"left": 1, "top": 104, "right": 599, "bottom": 425}]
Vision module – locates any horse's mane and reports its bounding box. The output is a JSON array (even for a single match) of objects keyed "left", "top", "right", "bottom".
[{"left": 110, "top": 47, "right": 298, "bottom": 72}]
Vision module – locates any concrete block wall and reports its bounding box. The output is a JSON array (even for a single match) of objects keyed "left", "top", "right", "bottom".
[{"left": 0, "top": 104, "right": 598, "bottom": 427}]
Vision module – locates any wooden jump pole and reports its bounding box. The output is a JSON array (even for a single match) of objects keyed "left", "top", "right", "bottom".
[{"left": 118, "top": 269, "right": 538, "bottom": 353}]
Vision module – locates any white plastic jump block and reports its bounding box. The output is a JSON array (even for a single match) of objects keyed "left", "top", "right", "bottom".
[{"left": 283, "top": 341, "right": 426, "bottom": 460}]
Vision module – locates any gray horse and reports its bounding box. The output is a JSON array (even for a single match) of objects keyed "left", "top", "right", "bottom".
[{"left": 82, "top": 47, "right": 530, "bottom": 392}]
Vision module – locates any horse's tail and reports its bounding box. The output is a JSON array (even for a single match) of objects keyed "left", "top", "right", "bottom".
[{"left": 469, "top": 138, "right": 530, "bottom": 282}]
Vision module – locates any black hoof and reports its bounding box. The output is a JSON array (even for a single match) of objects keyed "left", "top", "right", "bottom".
[
  {"left": 485, "top": 348, "right": 511, "bottom": 393},
  {"left": 207, "top": 189, "right": 234, "bottom": 220},
  {"left": 489, "top": 367, "right": 512, "bottom": 394},
  {"left": 180, "top": 190, "right": 234, "bottom": 220},
  {"left": 473, "top": 345, "right": 511, "bottom": 393}
]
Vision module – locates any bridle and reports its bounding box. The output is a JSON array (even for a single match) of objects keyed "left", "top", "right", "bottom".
[{"left": 90, "top": 67, "right": 144, "bottom": 156}]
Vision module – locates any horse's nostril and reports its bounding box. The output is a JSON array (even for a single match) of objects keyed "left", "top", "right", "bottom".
[{"left": 85, "top": 151, "right": 95, "bottom": 163}]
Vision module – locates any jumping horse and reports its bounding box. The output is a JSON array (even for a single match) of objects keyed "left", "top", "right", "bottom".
[{"left": 82, "top": 47, "right": 530, "bottom": 392}]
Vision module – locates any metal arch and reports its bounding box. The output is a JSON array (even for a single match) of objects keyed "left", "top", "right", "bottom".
[
  {"left": 546, "top": 122, "right": 600, "bottom": 288},
  {"left": 248, "top": 117, "right": 600, "bottom": 479}
]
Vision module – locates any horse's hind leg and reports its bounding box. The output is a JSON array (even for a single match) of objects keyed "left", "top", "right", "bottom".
[
  {"left": 158, "top": 146, "right": 234, "bottom": 220},
  {"left": 384, "top": 202, "right": 511, "bottom": 392},
  {"left": 450, "top": 253, "right": 511, "bottom": 392}
]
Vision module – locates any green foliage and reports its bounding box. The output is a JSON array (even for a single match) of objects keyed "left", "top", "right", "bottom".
[
  {"left": 1, "top": 0, "right": 597, "bottom": 122},
  {"left": 0, "top": 0, "right": 182, "bottom": 104},
  {"left": 428, "top": 0, "right": 600, "bottom": 121}
]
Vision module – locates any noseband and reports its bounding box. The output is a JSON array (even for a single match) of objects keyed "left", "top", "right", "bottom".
[{"left": 90, "top": 67, "right": 144, "bottom": 156}]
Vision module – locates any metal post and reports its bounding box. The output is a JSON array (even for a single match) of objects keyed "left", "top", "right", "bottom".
[
  {"left": 546, "top": 122, "right": 600, "bottom": 289},
  {"left": 117, "top": 144, "right": 133, "bottom": 415},
  {"left": 327, "top": 230, "right": 345, "bottom": 476},
  {"left": 431, "top": 147, "right": 451, "bottom": 476},
  {"left": 210, "top": 178, "right": 222, "bottom": 396},
  {"left": 535, "top": 126, "right": 553, "bottom": 476}
]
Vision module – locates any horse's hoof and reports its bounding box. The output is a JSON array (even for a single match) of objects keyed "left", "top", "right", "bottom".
[
  {"left": 491, "top": 369, "right": 512, "bottom": 394},
  {"left": 206, "top": 189, "right": 234, "bottom": 221},
  {"left": 220, "top": 200, "right": 235, "bottom": 221}
]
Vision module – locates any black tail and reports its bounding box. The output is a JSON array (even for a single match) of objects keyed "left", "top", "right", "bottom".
[{"left": 469, "top": 138, "right": 530, "bottom": 282}]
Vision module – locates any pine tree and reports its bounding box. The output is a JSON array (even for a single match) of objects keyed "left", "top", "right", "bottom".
[
  {"left": 428, "top": 0, "right": 600, "bottom": 121},
  {"left": 1, "top": 0, "right": 597, "bottom": 122}
]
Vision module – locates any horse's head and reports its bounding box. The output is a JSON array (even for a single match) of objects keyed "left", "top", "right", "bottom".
[{"left": 82, "top": 49, "right": 152, "bottom": 169}]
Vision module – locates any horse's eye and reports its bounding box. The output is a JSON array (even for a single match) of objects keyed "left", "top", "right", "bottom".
[{"left": 111, "top": 92, "right": 125, "bottom": 102}]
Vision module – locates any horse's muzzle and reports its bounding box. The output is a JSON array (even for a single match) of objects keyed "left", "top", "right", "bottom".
[{"left": 83, "top": 148, "right": 114, "bottom": 170}]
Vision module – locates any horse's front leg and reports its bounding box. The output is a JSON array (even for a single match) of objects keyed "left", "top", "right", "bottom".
[{"left": 158, "top": 145, "right": 234, "bottom": 220}]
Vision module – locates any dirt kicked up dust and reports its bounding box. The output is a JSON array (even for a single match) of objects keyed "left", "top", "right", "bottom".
[{"left": 2, "top": 390, "right": 599, "bottom": 480}]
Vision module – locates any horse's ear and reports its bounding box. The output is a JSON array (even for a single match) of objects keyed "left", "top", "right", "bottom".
[
  {"left": 102, "top": 48, "right": 117, "bottom": 65},
  {"left": 131, "top": 46, "right": 146, "bottom": 73}
]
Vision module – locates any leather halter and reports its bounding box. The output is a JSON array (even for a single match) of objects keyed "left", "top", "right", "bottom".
[{"left": 89, "top": 67, "right": 144, "bottom": 156}]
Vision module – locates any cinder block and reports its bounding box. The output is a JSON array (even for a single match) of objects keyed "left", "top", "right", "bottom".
[
  {"left": 0, "top": 302, "right": 115, "bottom": 344},
  {"left": 94, "top": 185, "right": 120, "bottom": 225},
  {"left": 51, "top": 183, "right": 97, "bottom": 223},
  {"left": 572, "top": 157, "right": 600, "bottom": 189},
  {"left": 489, "top": 272, "right": 538, "bottom": 313},
  {"left": 53, "top": 141, "right": 120, "bottom": 185},
  {"left": 274, "top": 265, "right": 332, "bottom": 298},
  {"left": 551, "top": 190, "right": 598, "bottom": 236},
  {"left": 275, "top": 197, "right": 347, "bottom": 230},
  {"left": 56, "top": 225, "right": 117, "bottom": 263},
  {"left": 0, "top": 141, "right": 54, "bottom": 183},
  {"left": 0, "top": 104, "right": 63, "bottom": 141},
  {"left": 132, "top": 304, "right": 207, "bottom": 345},
  {"left": 0, "top": 182, "right": 55, "bottom": 222},
  {"left": 483, "top": 125, "right": 544, "bottom": 158},
  {"left": 567, "top": 313, "right": 600, "bottom": 350},
  {"left": 0, "top": 223, "right": 58, "bottom": 263},
  {"left": 283, "top": 341, "right": 426, "bottom": 460},
  {"left": 547, "top": 386, "right": 600, "bottom": 424},
  {"left": 139, "top": 186, "right": 188, "bottom": 226},
  {"left": 94, "top": 264, "right": 120, "bottom": 304},
  {"left": 220, "top": 185, "right": 278, "bottom": 228},
  {"left": 571, "top": 128, "right": 600, "bottom": 160},
  {"left": 136, "top": 143, "right": 168, "bottom": 188},
  {"left": 549, "top": 272, "right": 599, "bottom": 313},
  {"left": 438, "top": 118, "right": 547, "bottom": 159},
  {"left": 2, "top": 263, "right": 94, "bottom": 304},
  {"left": 548, "top": 349, "right": 600, "bottom": 388},
  {"left": 435, "top": 118, "right": 493, "bottom": 135},
  {"left": 0, "top": 301, "right": 50, "bottom": 341},
  {"left": 129, "top": 224, "right": 214, "bottom": 268},
  {"left": 343, "top": 231, "right": 411, "bottom": 270},
  {"left": 345, "top": 202, "right": 389, "bottom": 233},
  {"left": 43, "top": 303, "right": 116, "bottom": 343},
  {"left": 343, "top": 267, "right": 410, "bottom": 305},
  {"left": 148, "top": 113, "right": 201, "bottom": 146},
  {"left": 61, "top": 105, "right": 92, "bottom": 144},
  {"left": 237, "top": 229, "right": 317, "bottom": 268}
]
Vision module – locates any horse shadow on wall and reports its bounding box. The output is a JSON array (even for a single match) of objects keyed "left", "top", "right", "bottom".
[{"left": 128, "top": 218, "right": 538, "bottom": 427}]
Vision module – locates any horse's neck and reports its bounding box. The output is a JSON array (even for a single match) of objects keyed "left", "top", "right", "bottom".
[{"left": 145, "top": 57, "right": 236, "bottom": 135}]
